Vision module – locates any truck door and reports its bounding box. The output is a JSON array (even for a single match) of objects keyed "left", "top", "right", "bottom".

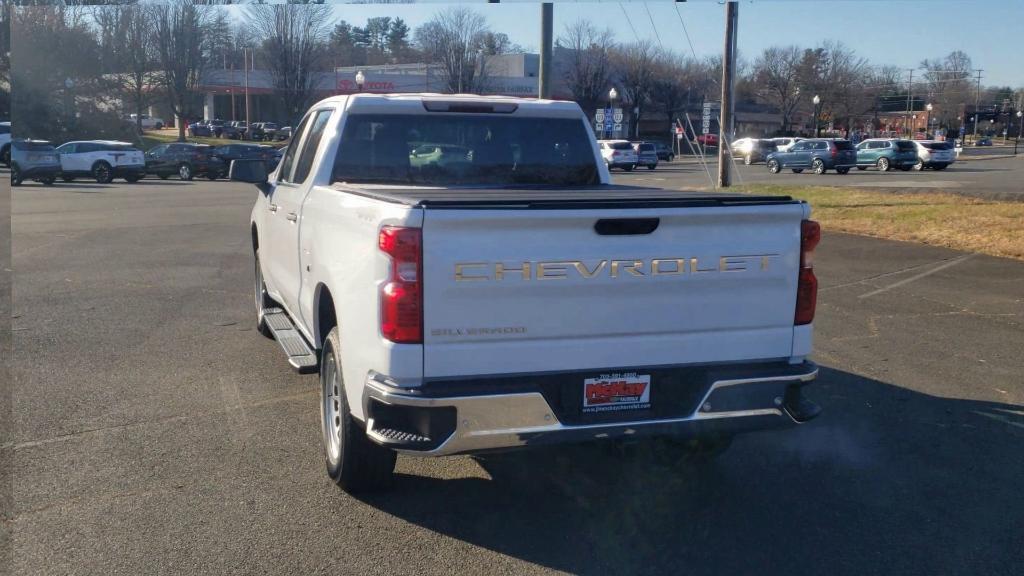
[{"left": 264, "top": 108, "right": 334, "bottom": 324}]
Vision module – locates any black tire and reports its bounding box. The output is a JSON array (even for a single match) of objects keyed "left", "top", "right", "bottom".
[
  {"left": 812, "top": 159, "right": 826, "bottom": 175},
  {"left": 647, "top": 164, "right": 656, "bottom": 170},
  {"left": 668, "top": 154, "right": 675, "bottom": 162},
  {"left": 61, "top": 175, "right": 76, "bottom": 182},
  {"left": 623, "top": 164, "right": 634, "bottom": 172},
  {"left": 1, "top": 145, "right": 9, "bottom": 167},
  {"left": 791, "top": 168, "right": 804, "bottom": 173},
  {"left": 124, "top": 174, "right": 142, "bottom": 183},
  {"left": 912, "top": 160, "right": 924, "bottom": 171},
  {"left": 206, "top": 172, "right": 219, "bottom": 181},
  {"left": 934, "top": 164, "right": 948, "bottom": 171},
  {"left": 11, "top": 165, "right": 22, "bottom": 186},
  {"left": 767, "top": 159, "right": 781, "bottom": 174},
  {"left": 877, "top": 157, "right": 890, "bottom": 172},
  {"left": 92, "top": 161, "right": 114, "bottom": 184},
  {"left": 178, "top": 163, "right": 193, "bottom": 181},
  {"left": 158, "top": 173, "right": 169, "bottom": 180},
  {"left": 254, "top": 250, "right": 274, "bottom": 339},
  {"left": 39, "top": 176, "right": 56, "bottom": 186},
  {"left": 155, "top": 122, "right": 163, "bottom": 130},
  {"left": 320, "top": 327, "right": 396, "bottom": 492},
  {"left": 836, "top": 167, "right": 850, "bottom": 175}
]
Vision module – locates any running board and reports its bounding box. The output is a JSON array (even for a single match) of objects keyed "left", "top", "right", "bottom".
[{"left": 263, "top": 308, "right": 319, "bottom": 373}]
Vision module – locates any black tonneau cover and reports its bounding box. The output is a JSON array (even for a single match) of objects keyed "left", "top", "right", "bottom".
[{"left": 330, "top": 183, "right": 797, "bottom": 210}]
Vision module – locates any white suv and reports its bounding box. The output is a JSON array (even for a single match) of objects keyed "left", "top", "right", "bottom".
[
  {"left": 55, "top": 140, "right": 147, "bottom": 183},
  {"left": 597, "top": 139, "right": 638, "bottom": 171},
  {"left": 0, "top": 121, "right": 11, "bottom": 167},
  {"left": 772, "top": 137, "right": 803, "bottom": 153},
  {"left": 126, "top": 114, "right": 165, "bottom": 130},
  {"left": 911, "top": 140, "right": 956, "bottom": 171}
]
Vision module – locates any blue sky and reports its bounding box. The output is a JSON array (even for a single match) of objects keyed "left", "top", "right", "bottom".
[{"left": 291, "top": 0, "right": 1022, "bottom": 88}]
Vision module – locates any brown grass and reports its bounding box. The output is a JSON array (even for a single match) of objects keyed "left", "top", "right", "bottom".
[{"left": 730, "top": 185, "right": 1024, "bottom": 260}]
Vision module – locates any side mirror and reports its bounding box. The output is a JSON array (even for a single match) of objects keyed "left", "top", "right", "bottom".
[{"left": 230, "top": 158, "right": 268, "bottom": 185}]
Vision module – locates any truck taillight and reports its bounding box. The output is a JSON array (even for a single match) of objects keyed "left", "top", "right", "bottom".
[
  {"left": 379, "top": 226, "right": 422, "bottom": 343},
  {"left": 795, "top": 219, "right": 820, "bottom": 325}
]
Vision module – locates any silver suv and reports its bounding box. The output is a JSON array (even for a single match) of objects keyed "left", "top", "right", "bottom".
[{"left": 11, "top": 139, "right": 61, "bottom": 186}]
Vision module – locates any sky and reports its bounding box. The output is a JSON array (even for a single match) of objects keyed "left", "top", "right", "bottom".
[{"left": 263, "top": 0, "right": 1023, "bottom": 89}]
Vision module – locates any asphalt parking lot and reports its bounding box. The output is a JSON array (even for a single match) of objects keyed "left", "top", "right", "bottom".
[
  {"left": 619, "top": 151, "right": 1024, "bottom": 201},
  {"left": 10, "top": 178, "right": 1024, "bottom": 575}
]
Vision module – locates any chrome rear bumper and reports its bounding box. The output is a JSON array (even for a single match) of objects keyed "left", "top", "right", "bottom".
[{"left": 363, "top": 362, "right": 818, "bottom": 456}]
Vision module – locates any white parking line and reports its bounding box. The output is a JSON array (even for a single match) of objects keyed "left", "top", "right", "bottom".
[{"left": 858, "top": 254, "right": 975, "bottom": 299}]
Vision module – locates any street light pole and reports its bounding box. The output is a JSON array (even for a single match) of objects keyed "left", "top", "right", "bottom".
[
  {"left": 925, "top": 103, "right": 932, "bottom": 138},
  {"left": 1015, "top": 111, "right": 1022, "bottom": 155},
  {"left": 812, "top": 94, "right": 820, "bottom": 138}
]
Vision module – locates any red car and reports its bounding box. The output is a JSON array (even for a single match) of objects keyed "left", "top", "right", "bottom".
[{"left": 696, "top": 133, "right": 719, "bottom": 146}]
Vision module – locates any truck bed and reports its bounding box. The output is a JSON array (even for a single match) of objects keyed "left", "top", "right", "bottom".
[{"left": 330, "top": 183, "right": 798, "bottom": 209}]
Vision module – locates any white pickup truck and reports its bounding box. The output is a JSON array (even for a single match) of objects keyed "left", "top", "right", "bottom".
[{"left": 232, "top": 93, "right": 822, "bottom": 493}]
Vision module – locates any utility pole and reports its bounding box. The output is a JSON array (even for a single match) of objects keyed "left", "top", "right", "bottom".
[
  {"left": 717, "top": 0, "right": 738, "bottom": 188},
  {"left": 539, "top": 3, "right": 553, "bottom": 99},
  {"left": 971, "top": 69, "right": 983, "bottom": 142},
  {"left": 244, "top": 48, "right": 251, "bottom": 131},
  {"left": 904, "top": 69, "right": 913, "bottom": 137}
]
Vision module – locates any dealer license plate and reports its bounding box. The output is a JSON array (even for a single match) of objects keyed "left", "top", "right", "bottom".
[{"left": 582, "top": 373, "right": 651, "bottom": 413}]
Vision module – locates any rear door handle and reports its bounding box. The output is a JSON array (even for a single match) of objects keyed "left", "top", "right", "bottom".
[
  {"left": 268, "top": 203, "right": 278, "bottom": 212},
  {"left": 286, "top": 212, "right": 298, "bottom": 222}
]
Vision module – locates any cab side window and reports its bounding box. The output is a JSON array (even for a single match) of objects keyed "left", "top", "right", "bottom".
[
  {"left": 278, "top": 114, "right": 314, "bottom": 184},
  {"left": 292, "top": 110, "right": 333, "bottom": 184}
]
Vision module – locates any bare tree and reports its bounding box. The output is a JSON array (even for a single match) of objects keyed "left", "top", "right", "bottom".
[
  {"left": 414, "top": 7, "right": 489, "bottom": 94},
  {"left": 752, "top": 45, "right": 803, "bottom": 132},
  {"left": 90, "top": 5, "right": 156, "bottom": 134},
  {"left": 246, "top": 2, "right": 332, "bottom": 126},
  {"left": 151, "top": 1, "right": 211, "bottom": 141},
  {"left": 612, "top": 40, "right": 659, "bottom": 137},
  {"left": 921, "top": 51, "right": 973, "bottom": 128},
  {"left": 649, "top": 52, "right": 706, "bottom": 129},
  {"left": 558, "top": 19, "right": 615, "bottom": 118}
]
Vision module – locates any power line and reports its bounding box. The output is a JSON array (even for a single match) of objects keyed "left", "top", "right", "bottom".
[
  {"left": 643, "top": 3, "right": 663, "bottom": 49},
  {"left": 618, "top": 3, "right": 641, "bottom": 44}
]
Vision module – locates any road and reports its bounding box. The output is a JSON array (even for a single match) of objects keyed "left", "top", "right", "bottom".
[
  {"left": 10, "top": 179, "right": 1024, "bottom": 575},
  {"left": 618, "top": 153, "right": 1024, "bottom": 201}
]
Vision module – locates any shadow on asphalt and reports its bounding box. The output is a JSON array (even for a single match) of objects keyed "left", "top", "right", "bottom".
[{"left": 358, "top": 366, "right": 1023, "bottom": 575}]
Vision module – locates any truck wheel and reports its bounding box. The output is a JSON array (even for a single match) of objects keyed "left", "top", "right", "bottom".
[
  {"left": 320, "top": 327, "right": 396, "bottom": 492},
  {"left": 92, "top": 161, "right": 114, "bottom": 183},
  {"left": 178, "top": 163, "right": 193, "bottom": 181},
  {"left": 254, "top": 250, "right": 274, "bottom": 339},
  {"left": 812, "top": 159, "right": 826, "bottom": 175}
]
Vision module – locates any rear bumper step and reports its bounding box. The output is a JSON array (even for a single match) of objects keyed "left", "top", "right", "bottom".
[
  {"left": 262, "top": 308, "right": 318, "bottom": 373},
  {"left": 363, "top": 361, "right": 819, "bottom": 456}
]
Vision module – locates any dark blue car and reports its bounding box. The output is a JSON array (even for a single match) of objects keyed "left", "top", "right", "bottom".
[{"left": 766, "top": 138, "right": 857, "bottom": 175}]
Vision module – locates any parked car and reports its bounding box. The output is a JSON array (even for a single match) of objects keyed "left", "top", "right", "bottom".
[
  {"left": 855, "top": 139, "right": 919, "bottom": 171},
  {"left": 771, "top": 137, "right": 803, "bottom": 153},
  {"left": 695, "top": 133, "right": 718, "bottom": 147},
  {"left": 653, "top": 141, "right": 675, "bottom": 162},
  {"left": 0, "top": 121, "right": 11, "bottom": 167},
  {"left": 597, "top": 139, "right": 637, "bottom": 171},
  {"left": 275, "top": 126, "right": 292, "bottom": 141},
  {"left": 732, "top": 138, "right": 778, "bottom": 164},
  {"left": 211, "top": 143, "right": 281, "bottom": 173},
  {"left": 911, "top": 141, "right": 956, "bottom": 171},
  {"left": 766, "top": 138, "right": 857, "bottom": 175},
  {"left": 55, "top": 140, "right": 146, "bottom": 183},
  {"left": 975, "top": 137, "right": 993, "bottom": 146},
  {"left": 631, "top": 141, "right": 659, "bottom": 170},
  {"left": 207, "top": 119, "right": 226, "bottom": 138},
  {"left": 144, "top": 143, "right": 226, "bottom": 181},
  {"left": 188, "top": 122, "right": 213, "bottom": 138},
  {"left": 249, "top": 122, "right": 279, "bottom": 142},
  {"left": 220, "top": 121, "right": 245, "bottom": 140},
  {"left": 126, "top": 114, "right": 164, "bottom": 130},
  {"left": 10, "top": 139, "right": 61, "bottom": 186}
]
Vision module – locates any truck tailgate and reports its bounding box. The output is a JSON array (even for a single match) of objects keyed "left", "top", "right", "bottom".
[{"left": 421, "top": 202, "right": 807, "bottom": 378}]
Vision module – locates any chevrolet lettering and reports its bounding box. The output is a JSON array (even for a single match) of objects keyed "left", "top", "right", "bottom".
[
  {"left": 454, "top": 254, "right": 781, "bottom": 281},
  {"left": 243, "top": 92, "right": 821, "bottom": 493}
]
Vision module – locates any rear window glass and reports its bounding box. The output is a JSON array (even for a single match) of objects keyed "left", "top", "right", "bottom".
[
  {"left": 833, "top": 141, "right": 855, "bottom": 150},
  {"left": 924, "top": 142, "right": 952, "bottom": 150},
  {"left": 14, "top": 141, "right": 54, "bottom": 151},
  {"left": 895, "top": 141, "right": 916, "bottom": 151},
  {"left": 0, "top": 125, "right": 9, "bottom": 135},
  {"left": 758, "top": 141, "right": 777, "bottom": 150},
  {"left": 609, "top": 141, "right": 632, "bottom": 150},
  {"left": 333, "top": 114, "right": 599, "bottom": 187},
  {"left": 638, "top": 143, "right": 655, "bottom": 151}
]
